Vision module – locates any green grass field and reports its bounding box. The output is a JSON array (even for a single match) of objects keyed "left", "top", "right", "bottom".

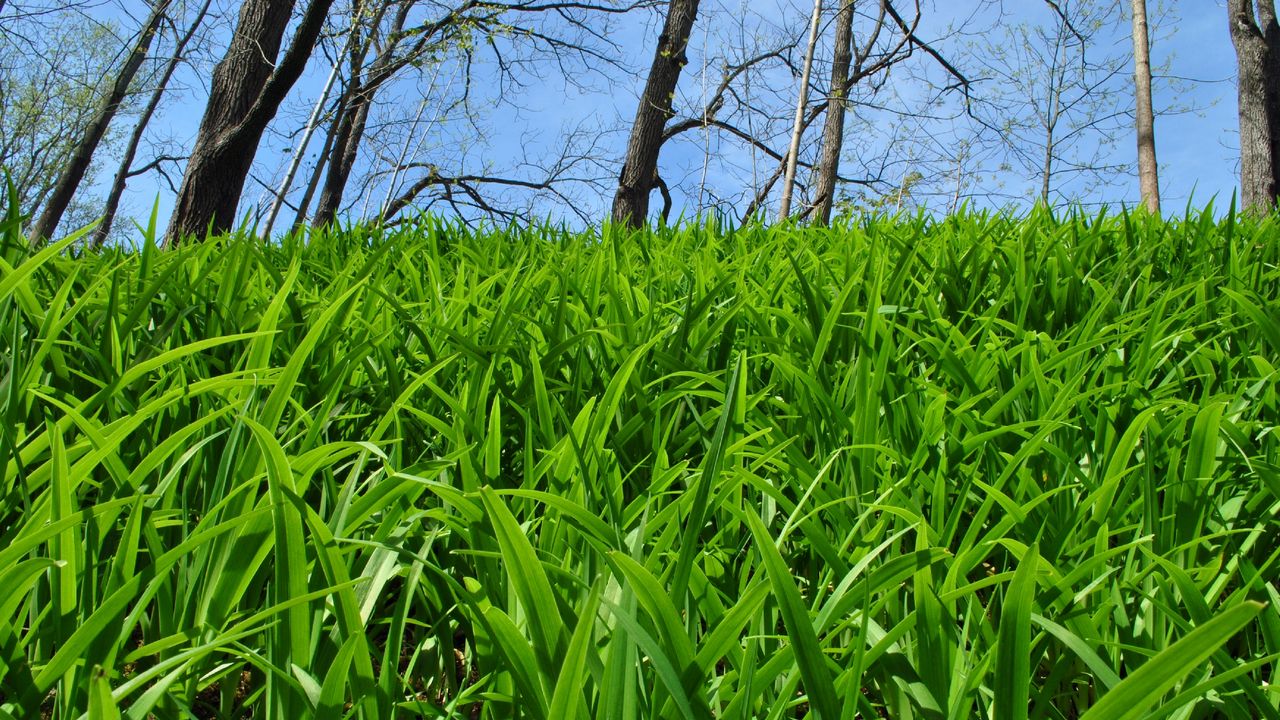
[{"left": 1, "top": 206, "right": 1278, "bottom": 718}]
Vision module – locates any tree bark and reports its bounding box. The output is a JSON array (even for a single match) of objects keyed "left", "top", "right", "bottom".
[
  {"left": 165, "top": 0, "right": 335, "bottom": 246},
  {"left": 610, "top": 0, "right": 700, "bottom": 229},
  {"left": 310, "top": 1, "right": 403, "bottom": 229},
  {"left": 1040, "top": 26, "right": 1067, "bottom": 204},
  {"left": 262, "top": 13, "right": 363, "bottom": 239},
  {"left": 779, "top": 0, "right": 824, "bottom": 221},
  {"left": 312, "top": 94, "right": 372, "bottom": 228},
  {"left": 92, "top": 0, "right": 212, "bottom": 249},
  {"left": 1131, "top": 0, "right": 1159, "bottom": 213},
  {"left": 27, "top": 0, "right": 171, "bottom": 244},
  {"left": 811, "top": 0, "right": 854, "bottom": 226},
  {"left": 1228, "top": 0, "right": 1280, "bottom": 212},
  {"left": 290, "top": 102, "right": 341, "bottom": 232}
]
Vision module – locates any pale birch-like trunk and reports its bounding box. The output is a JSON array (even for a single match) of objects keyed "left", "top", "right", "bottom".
[{"left": 779, "top": 0, "right": 824, "bottom": 221}]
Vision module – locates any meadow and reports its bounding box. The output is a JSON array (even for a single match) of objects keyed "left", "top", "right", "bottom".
[{"left": 0, "top": 205, "right": 1277, "bottom": 718}]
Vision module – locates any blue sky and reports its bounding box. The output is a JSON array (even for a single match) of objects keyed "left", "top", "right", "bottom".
[{"left": 63, "top": 0, "right": 1247, "bottom": 233}]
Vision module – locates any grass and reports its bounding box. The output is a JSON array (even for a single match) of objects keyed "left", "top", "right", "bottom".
[{"left": 0, "top": 202, "right": 1277, "bottom": 718}]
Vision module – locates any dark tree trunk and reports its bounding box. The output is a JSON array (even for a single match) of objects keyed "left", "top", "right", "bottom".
[
  {"left": 293, "top": 22, "right": 365, "bottom": 232},
  {"left": 610, "top": 0, "right": 700, "bottom": 229},
  {"left": 312, "top": 92, "right": 372, "bottom": 228},
  {"left": 1130, "top": 0, "right": 1159, "bottom": 213},
  {"left": 165, "top": 0, "right": 334, "bottom": 245},
  {"left": 812, "top": 0, "right": 854, "bottom": 226},
  {"left": 310, "top": 3, "right": 406, "bottom": 229},
  {"left": 1256, "top": 1, "right": 1280, "bottom": 194},
  {"left": 1229, "top": 0, "right": 1280, "bottom": 212},
  {"left": 27, "top": 0, "right": 171, "bottom": 244},
  {"left": 93, "top": 0, "right": 213, "bottom": 249}
]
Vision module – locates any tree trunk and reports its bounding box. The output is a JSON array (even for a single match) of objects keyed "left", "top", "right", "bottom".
[
  {"left": 262, "top": 19, "right": 359, "bottom": 239},
  {"left": 1130, "top": 0, "right": 1159, "bottom": 213},
  {"left": 1257, "top": 1, "right": 1280, "bottom": 199},
  {"left": 290, "top": 106, "right": 341, "bottom": 233},
  {"left": 165, "top": 0, "right": 334, "bottom": 245},
  {"left": 311, "top": 94, "right": 372, "bottom": 228},
  {"left": 811, "top": 0, "right": 854, "bottom": 226},
  {"left": 93, "top": 0, "right": 212, "bottom": 249},
  {"left": 1040, "top": 120, "right": 1054, "bottom": 203},
  {"left": 779, "top": 0, "right": 823, "bottom": 221},
  {"left": 309, "top": 3, "right": 403, "bottom": 229},
  {"left": 1228, "top": 0, "right": 1280, "bottom": 212},
  {"left": 610, "top": 0, "right": 700, "bottom": 229},
  {"left": 27, "top": 0, "right": 171, "bottom": 245},
  {"left": 1040, "top": 27, "right": 1067, "bottom": 204}
]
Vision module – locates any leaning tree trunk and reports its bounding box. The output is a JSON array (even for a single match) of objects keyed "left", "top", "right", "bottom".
[
  {"left": 610, "top": 0, "right": 700, "bottom": 229},
  {"left": 309, "top": 2, "right": 409, "bottom": 229},
  {"left": 1228, "top": 0, "right": 1280, "bottom": 212},
  {"left": 811, "top": 0, "right": 855, "bottom": 226},
  {"left": 290, "top": 104, "right": 342, "bottom": 232},
  {"left": 1131, "top": 0, "right": 1159, "bottom": 213},
  {"left": 165, "top": 0, "right": 334, "bottom": 245},
  {"left": 27, "top": 0, "right": 171, "bottom": 245},
  {"left": 262, "top": 42, "right": 351, "bottom": 238},
  {"left": 93, "top": 0, "right": 213, "bottom": 249},
  {"left": 779, "top": 0, "right": 824, "bottom": 221},
  {"left": 311, "top": 93, "right": 373, "bottom": 229}
]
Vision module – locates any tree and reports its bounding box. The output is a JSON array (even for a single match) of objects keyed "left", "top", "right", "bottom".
[
  {"left": 1227, "top": 0, "right": 1280, "bottom": 212},
  {"left": 307, "top": 0, "right": 411, "bottom": 230},
  {"left": 92, "top": 0, "right": 215, "bottom": 249},
  {"left": 0, "top": 14, "right": 123, "bottom": 224},
  {"left": 779, "top": 0, "right": 824, "bottom": 221},
  {"left": 970, "top": 0, "right": 1131, "bottom": 206},
  {"left": 611, "top": 0, "right": 700, "bottom": 228},
  {"left": 810, "top": 0, "right": 855, "bottom": 225},
  {"left": 731, "top": 0, "right": 969, "bottom": 221},
  {"left": 1130, "top": 0, "right": 1159, "bottom": 213},
  {"left": 290, "top": 0, "right": 648, "bottom": 231},
  {"left": 165, "top": 0, "right": 335, "bottom": 245},
  {"left": 26, "top": 0, "right": 171, "bottom": 244},
  {"left": 260, "top": 2, "right": 365, "bottom": 239}
]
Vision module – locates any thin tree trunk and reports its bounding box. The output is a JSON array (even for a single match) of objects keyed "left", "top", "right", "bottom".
[
  {"left": 262, "top": 16, "right": 361, "bottom": 239},
  {"left": 1131, "top": 0, "right": 1159, "bottom": 213},
  {"left": 779, "top": 0, "right": 824, "bottom": 221},
  {"left": 1040, "top": 29, "right": 1066, "bottom": 204},
  {"left": 290, "top": 106, "right": 341, "bottom": 233},
  {"left": 1040, "top": 123, "right": 1054, "bottom": 202},
  {"left": 291, "top": 17, "right": 376, "bottom": 234},
  {"left": 312, "top": 96, "right": 372, "bottom": 228},
  {"left": 27, "top": 0, "right": 171, "bottom": 244},
  {"left": 811, "top": 0, "right": 854, "bottom": 226},
  {"left": 309, "top": 1, "right": 403, "bottom": 229},
  {"left": 610, "top": 0, "right": 700, "bottom": 228},
  {"left": 165, "top": 0, "right": 335, "bottom": 246},
  {"left": 93, "top": 0, "right": 212, "bottom": 249}
]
